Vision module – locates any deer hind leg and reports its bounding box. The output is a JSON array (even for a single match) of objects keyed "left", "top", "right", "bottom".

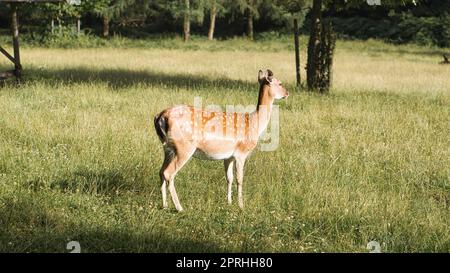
[
  {"left": 159, "top": 147, "right": 176, "bottom": 209},
  {"left": 224, "top": 158, "right": 235, "bottom": 205},
  {"left": 161, "top": 146, "right": 195, "bottom": 212}
]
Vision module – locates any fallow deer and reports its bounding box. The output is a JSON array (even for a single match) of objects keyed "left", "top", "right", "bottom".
[{"left": 154, "top": 69, "right": 289, "bottom": 211}]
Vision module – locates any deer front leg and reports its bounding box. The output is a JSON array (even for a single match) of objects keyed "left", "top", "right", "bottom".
[
  {"left": 161, "top": 179, "right": 168, "bottom": 209},
  {"left": 235, "top": 156, "right": 246, "bottom": 209},
  {"left": 224, "top": 158, "right": 235, "bottom": 205}
]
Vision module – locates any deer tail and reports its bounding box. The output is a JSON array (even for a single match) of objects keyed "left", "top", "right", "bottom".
[{"left": 154, "top": 111, "right": 168, "bottom": 145}]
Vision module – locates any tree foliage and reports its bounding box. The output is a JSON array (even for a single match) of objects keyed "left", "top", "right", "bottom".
[{"left": 0, "top": 0, "right": 445, "bottom": 47}]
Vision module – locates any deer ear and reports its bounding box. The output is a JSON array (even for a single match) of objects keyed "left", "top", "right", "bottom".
[
  {"left": 258, "top": 70, "right": 265, "bottom": 84},
  {"left": 266, "top": 69, "right": 274, "bottom": 82},
  {"left": 258, "top": 69, "right": 273, "bottom": 84}
]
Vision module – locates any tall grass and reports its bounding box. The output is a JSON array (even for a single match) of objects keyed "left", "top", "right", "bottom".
[{"left": 0, "top": 38, "right": 448, "bottom": 252}]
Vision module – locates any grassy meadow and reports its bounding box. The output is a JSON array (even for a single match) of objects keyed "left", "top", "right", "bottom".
[{"left": 0, "top": 37, "right": 449, "bottom": 252}]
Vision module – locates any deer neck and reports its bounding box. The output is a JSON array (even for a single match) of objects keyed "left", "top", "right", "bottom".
[{"left": 253, "top": 84, "right": 274, "bottom": 137}]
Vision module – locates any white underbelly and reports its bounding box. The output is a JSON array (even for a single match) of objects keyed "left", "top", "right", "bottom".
[{"left": 193, "top": 149, "right": 234, "bottom": 160}]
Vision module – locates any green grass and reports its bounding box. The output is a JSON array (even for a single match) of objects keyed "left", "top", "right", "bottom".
[{"left": 0, "top": 37, "right": 449, "bottom": 253}]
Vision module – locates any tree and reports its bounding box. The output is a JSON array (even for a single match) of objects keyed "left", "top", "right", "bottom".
[
  {"left": 159, "top": 0, "right": 205, "bottom": 42},
  {"left": 208, "top": 0, "right": 216, "bottom": 40},
  {"left": 205, "top": 0, "right": 227, "bottom": 40},
  {"left": 21, "top": 1, "right": 87, "bottom": 37},
  {"left": 230, "top": 0, "right": 263, "bottom": 40},
  {"left": 269, "top": 0, "right": 311, "bottom": 87},
  {"left": 84, "top": 0, "right": 134, "bottom": 38},
  {"left": 184, "top": 0, "right": 190, "bottom": 42},
  {"left": 306, "top": 0, "right": 421, "bottom": 92},
  {"left": 247, "top": 0, "right": 255, "bottom": 40},
  {"left": 83, "top": 0, "right": 112, "bottom": 37},
  {"left": 306, "top": 0, "right": 328, "bottom": 92}
]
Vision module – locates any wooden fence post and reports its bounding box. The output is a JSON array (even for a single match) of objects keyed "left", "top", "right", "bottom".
[{"left": 10, "top": 3, "right": 21, "bottom": 82}]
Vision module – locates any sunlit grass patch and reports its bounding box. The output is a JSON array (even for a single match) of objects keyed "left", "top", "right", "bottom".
[{"left": 0, "top": 39, "right": 448, "bottom": 252}]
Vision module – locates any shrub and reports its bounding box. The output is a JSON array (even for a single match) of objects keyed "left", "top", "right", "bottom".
[{"left": 330, "top": 12, "right": 450, "bottom": 48}]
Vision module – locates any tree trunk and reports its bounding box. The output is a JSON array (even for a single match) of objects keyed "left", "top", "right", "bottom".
[
  {"left": 321, "top": 22, "right": 336, "bottom": 91},
  {"left": 306, "top": 0, "right": 322, "bottom": 91},
  {"left": 10, "top": 3, "right": 21, "bottom": 81},
  {"left": 247, "top": 5, "right": 254, "bottom": 41},
  {"left": 102, "top": 15, "right": 110, "bottom": 38},
  {"left": 208, "top": 0, "right": 217, "bottom": 40},
  {"left": 184, "top": 0, "right": 190, "bottom": 42},
  {"left": 306, "top": 0, "right": 336, "bottom": 93},
  {"left": 77, "top": 18, "right": 81, "bottom": 36},
  {"left": 57, "top": 17, "right": 62, "bottom": 35},
  {"left": 51, "top": 19, "right": 54, "bottom": 34},
  {"left": 294, "top": 18, "right": 301, "bottom": 88}
]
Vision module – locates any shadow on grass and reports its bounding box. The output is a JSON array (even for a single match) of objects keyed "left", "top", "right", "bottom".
[
  {"left": 51, "top": 169, "right": 126, "bottom": 195},
  {"left": 47, "top": 167, "right": 153, "bottom": 196},
  {"left": 1, "top": 228, "right": 227, "bottom": 253},
  {"left": 0, "top": 194, "right": 228, "bottom": 253},
  {"left": 23, "top": 66, "right": 255, "bottom": 92},
  {"left": 369, "top": 47, "right": 449, "bottom": 58}
]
